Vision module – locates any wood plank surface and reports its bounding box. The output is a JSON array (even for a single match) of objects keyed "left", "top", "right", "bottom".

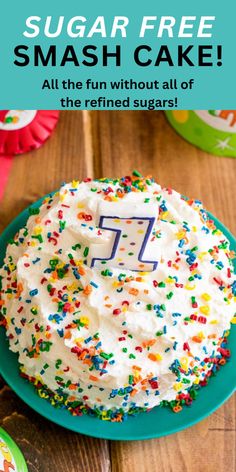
[{"left": 0, "top": 110, "right": 235, "bottom": 472}]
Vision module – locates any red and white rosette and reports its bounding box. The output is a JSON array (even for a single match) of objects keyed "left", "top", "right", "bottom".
[
  {"left": 0, "top": 110, "right": 59, "bottom": 200},
  {"left": 0, "top": 110, "right": 59, "bottom": 155}
]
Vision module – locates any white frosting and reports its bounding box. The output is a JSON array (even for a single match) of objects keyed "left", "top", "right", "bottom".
[{"left": 0, "top": 177, "right": 235, "bottom": 415}]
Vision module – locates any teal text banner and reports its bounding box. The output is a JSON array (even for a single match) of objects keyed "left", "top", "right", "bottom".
[{"left": 0, "top": 0, "right": 235, "bottom": 109}]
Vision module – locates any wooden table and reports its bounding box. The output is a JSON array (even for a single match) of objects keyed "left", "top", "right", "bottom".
[{"left": 0, "top": 111, "right": 235, "bottom": 472}]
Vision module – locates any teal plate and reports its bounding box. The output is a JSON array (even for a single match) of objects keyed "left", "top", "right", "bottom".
[{"left": 0, "top": 198, "right": 235, "bottom": 440}]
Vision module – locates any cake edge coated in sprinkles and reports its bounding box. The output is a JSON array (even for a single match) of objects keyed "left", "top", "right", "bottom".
[{"left": 18, "top": 333, "right": 231, "bottom": 421}]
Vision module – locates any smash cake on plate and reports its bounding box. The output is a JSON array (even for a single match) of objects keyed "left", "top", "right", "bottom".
[{"left": 0, "top": 172, "right": 235, "bottom": 422}]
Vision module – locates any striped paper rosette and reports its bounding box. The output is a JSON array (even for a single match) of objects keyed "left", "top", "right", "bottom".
[
  {"left": 0, "top": 110, "right": 59, "bottom": 200},
  {"left": 0, "top": 110, "right": 59, "bottom": 155}
]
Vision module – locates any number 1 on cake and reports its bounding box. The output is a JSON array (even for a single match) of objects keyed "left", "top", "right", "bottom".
[{"left": 90, "top": 203, "right": 158, "bottom": 272}]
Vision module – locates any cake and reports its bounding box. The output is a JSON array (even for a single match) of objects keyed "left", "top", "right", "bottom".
[{"left": 0, "top": 172, "right": 235, "bottom": 421}]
